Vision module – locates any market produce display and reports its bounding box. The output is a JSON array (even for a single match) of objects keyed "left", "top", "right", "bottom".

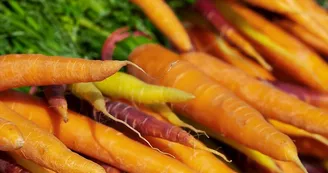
[{"left": 1, "top": 0, "right": 328, "bottom": 172}]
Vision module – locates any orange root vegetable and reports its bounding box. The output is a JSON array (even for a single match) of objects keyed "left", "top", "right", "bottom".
[
  {"left": 89, "top": 159, "right": 122, "bottom": 173},
  {"left": 268, "top": 119, "right": 328, "bottom": 146},
  {"left": 130, "top": 0, "right": 193, "bottom": 52},
  {"left": 0, "top": 101, "right": 105, "bottom": 173},
  {"left": 9, "top": 152, "right": 55, "bottom": 173},
  {"left": 43, "top": 85, "right": 68, "bottom": 122},
  {"left": 0, "top": 118, "right": 24, "bottom": 151},
  {"left": 220, "top": 1, "right": 328, "bottom": 92},
  {"left": 186, "top": 26, "right": 275, "bottom": 80},
  {"left": 182, "top": 51, "right": 328, "bottom": 141},
  {"left": 0, "top": 54, "right": 135, "bottom": 91},
  {"left": 0, "top": 152, "right": 29, "bottom": 173},
  {"left": 146, "top": 137, "right": 237, "bottom": 173},
  {"left": 0, "top": 90, "right": 197, "bottom": 173},
  {"left": 193, "top": 0, "right": 271, "bottom": 70},
  {"left": 275, "top": 161, "right": 305, "bottom": 173},
  {"left": 293, "top": 137, "right": 328, "bottom": 159},
  {"left": 265, "top": 80, "right": 328, "bottom": 111},
  {"left": 127, "top": 43, "right": 297, "bottom": 163},
  {"left": 276, "top": 19, "right": 328, "bottom": 56},
  {"left": 98, "top": 100, "right": 228, "bottom": 161}
]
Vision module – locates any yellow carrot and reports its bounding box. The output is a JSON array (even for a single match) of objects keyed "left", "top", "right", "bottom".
[
  {"left": 275, "top": 160, "right": 305, "bottom": 173},
  {"left": 94, "top": 72, "right": 195, "bottom": 104},
  {"left": 9, "top": 152, "right": 55, "bottom": 173},
  {"left": 0, "top": 118, "right": 24, "bottom": 151}
]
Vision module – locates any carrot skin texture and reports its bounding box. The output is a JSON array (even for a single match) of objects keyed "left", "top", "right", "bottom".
[
  {"left": 94, "top": 72, "right": 195, "bottom": 104},
  {"left": 43, "top": 85, "right": 68, "bottom": 122},
  {"left": 182, "top": 52, "right": 328, "bottom": 139},
  {"left": 0, "top": 101, "right": 105, "bottom": 173},
  {"left": 127, "top": 43, "right": 296, "bottom": 162},
  {"left": 0, "top": 152, "right": 29, "bottom": 173},
  {"left": 8, "top": 152, "right": 55, "bottom": 173},
  {"left": 0, "top": 118, "right": 24, "bottom": 151},
  {"left": 130, "top": 0, "right": 193, "bottom": 52},
  {"left": 0, "top": 90, "right": 196, "bottom": 173},
  {"left": 0, "top": 54, "right": 130, "bottom": 91}
]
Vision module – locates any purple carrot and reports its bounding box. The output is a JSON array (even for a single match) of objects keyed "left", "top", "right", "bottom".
[
  {"left": 0, "top": 152, "right": 30, "bottom": 173},
  {"left": 43, "top": 85, "right": 68, "bottom": 122}
]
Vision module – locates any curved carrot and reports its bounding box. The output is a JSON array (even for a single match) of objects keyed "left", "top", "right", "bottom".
[
  {"left": 9, "top": 152, "right": 55, "bottom": 173},
  {"left": 130, "top": 0, "right": 193, "bottom": 52},
  {"left": 193, "top": 0, "right": 271, "bottom": 70},
  {"left": 0, "top": 101, "right": 105, "bottom": 173},
  {"left": 182, "top": 51, "right": 328, "bottom": 141},
  {"left": 0, "top": 118, "right": 24, "bottom": 151},
  {"left": 127, "top": 43, "right": 297, "bottom": 163},
  {"left": 0, "top": 54, "right": 135, "bottom": 91},
  {"left": 0, "top": 152, "right": 29, "bottom": 173},
  {"left": 186, "top": 25, "right": 275, "bottom": 80},
  {"left": 0, "top": 90, "right": 197, "bottom": 173},
  {"left": 43, "top": 85, "right": 68, "bottom": 122},
  {"left": 217, "top": 1, "right": 328, "bottom": 92},
  {"left": 93, "top": 72, "right": 195, "bottom": 104}
]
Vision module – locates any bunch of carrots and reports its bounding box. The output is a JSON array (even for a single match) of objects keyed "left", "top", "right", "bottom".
[{"left": 2, "top": 0, "right": 328, "bottom": 173}]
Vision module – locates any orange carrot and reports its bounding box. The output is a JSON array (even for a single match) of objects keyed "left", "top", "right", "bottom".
[
  {"left": 0, "top": 90, "right": 197, "bottom": 173},
  {"left": 0, "top": 152, "right": 29, "bottom": 173},
  {"left": 130, "top": 0, "right": 193, "bottom": 52},
  {"left": 0, "top": 118, "right": 24, "bottom": 151},
  {"left": 276, "top": 19, "right": 328, "bottom": 56},
  {"left": 182, "top": 49, "right": 328, "bottom": 140},
  {"left": 127, "top": 43, "right": 297, "bottom": 163},
  {"left": 186, "top": 25, "right": 275, "bottom": 80},
  {"left": 0, "top": 101, "right": 105, "bottom": 173},
  {"left": 0, "top": 54, "right": 135, "bottom": 91},
  {"left": 220, "top": 1, "right": 328, "bottom": 92},
  {"left": 43, "top": 85, "right": 68, "bottom": 122},
  {"left": 88, "top": 159, "right": 122, "bottom": 173},
  {"left": 193, "top": 0, "right": 271, "bottom": 70}
]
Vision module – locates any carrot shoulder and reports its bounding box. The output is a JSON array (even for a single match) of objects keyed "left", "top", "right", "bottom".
[
  {"left": 127, "top": 43, "right": 297, "bottom": 163},
  {"left": 130, "top": 0, "right": 193, "bottom": 52},
  {"left": 0, "top": 100, "right": 105, "bottom": 173},
  {"left": 0, "top": 90, "right": 196, "bottom": 173},
  {"left": 0, "top": 54, "right": 131, "bottom": 91}
]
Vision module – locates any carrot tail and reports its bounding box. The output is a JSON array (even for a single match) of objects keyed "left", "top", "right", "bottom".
[
  {"left": 43, "top": 85, "right": 68, "bottom": 122},
  {"left": 0, "top": 152, "right": 29, "bottom": 173},
  {"left": 0, "top": 118, "right": 24, "bottom": 151},
  {"left": 193, "top": 0, "right": 271, "bottom": 70}
]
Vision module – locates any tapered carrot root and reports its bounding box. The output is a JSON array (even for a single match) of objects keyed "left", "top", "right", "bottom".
[
  {"left": 0, "top": 101, "right": 105, "bottom": 173},
  {"left": 130, "top": 0, "right": 193, "bottom": 52},
  {"left": 94, "top": 72, "right": 195, "bottom": 104},
  {"left": 0, "top": 118, "right": 24, "bottom": 151},
  {"left": 0, "top": 90, "right": 197, "bottom": 173},
  {"left": 264, "top": 80, "right": 328, "bottom": 111},
  {"left": 0, "top": 54, "right": 134, "bottom": 91},
  {"left": 43, "top": 85, "right": 68, "bottom": 122},
  {"left": 97, "top": 100, "right": 229, "bottom": 161},
  {"left": 127, "top": 43, "right": 297, "bottom": 163},
  {"left": 148, "top": 103, "right": 208, "bottom": 137},
  {"left": 276, "top": 19, "right": 328, "bottom": 56},
  {"left": 9, "top": 152, "right": 55, "bottom": 173},
  {"left": 186, "top": 25, "right": 275, "bottom": 80},
  {"left": 0, "top": 152, "right": 29, "bottom": 173},
  {"left": 193, "top": 0, "right": 271, "bottom": 70}
]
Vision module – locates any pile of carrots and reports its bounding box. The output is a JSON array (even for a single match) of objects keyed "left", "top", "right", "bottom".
[{"left": 2, "top": 0, "right": 328, "bottom": 173}]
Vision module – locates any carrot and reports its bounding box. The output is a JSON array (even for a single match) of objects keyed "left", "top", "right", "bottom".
[
  {"left": 68, "top": 82, "right": 152, "bottom": 151},
  {"left": 214, "top": 0, "right": 328, "bottom": 92},
  {"left": 275, "top": 161, "right": 305, "bottom": 173},
  {"left": 88, "top": 159, "right": 122, "bottom": 173},
  {"left": 43, "top": 85, "right": 68, "bottom": 122},
  {"left": 265, "top": 80, "right": 328, "bottom": 111},
  {"left": 9, "top": 153, "right": 55, "bottom": 173},
  {"left": 129, "top": 0, "right": 193, "bottom": 52},
  {"left": 193, "top": 0, "right": 272, "bottom": 70},
  {"left": 268, "top": 119, "right": 328, "bottom": 146},
  {"left": 147, "top": 103, "right": 208, "bottom": 137},
  {"left": 186, "top": 25, "right": 275, "bottom": 80},
  {"left": 93, "top": 72, "right": 195, "bottom": 104},
  {"left": 0, "top": 101, "right": 105, "bottom": 173},
  {"left": 0, "top": 54, "right": 137, "bottom": 91},
  {"left": 182, "top": 51, "right": 328, "bottom": 142},
  {"left": 97, "top": 99, "right": 228, "bottom": 160},
  {"left": 0, "top": 152, "right": 29, "bottom": 173},
  {"left": 127, "top": 43, "right": 297, "bottom": 163},
  {"left": 276, "top": 19, "right": 328, "bottom": 56},
  {"left": 0, "top": 118, "right": 24, "bottom": 151},
  {"left": 0, "top": 90, "right": 197, "bottom": 173}
]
